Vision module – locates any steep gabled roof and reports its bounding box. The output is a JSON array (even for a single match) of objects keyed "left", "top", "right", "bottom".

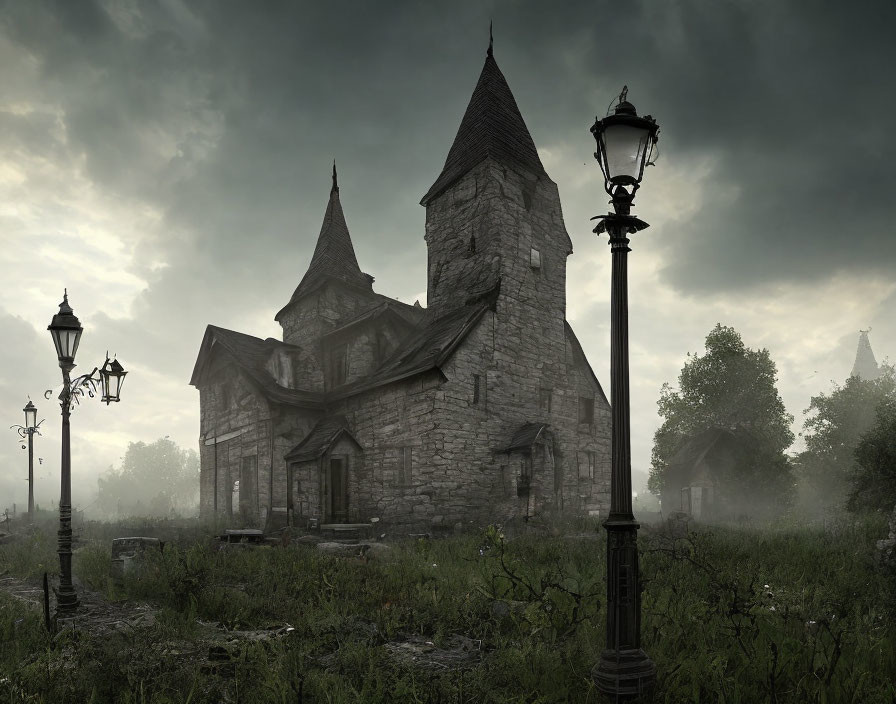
[
  {"left": 285, "top": 415, "right": 362, "bottom": 462},
  {"left": 190, "top": 325, "right": 323, "bottom": 407},
  {"left": 276, "top": 165, "right": 373, "bottom": 320},
  {"left": 328, "top": 294, "right": 496, "bottom": 400},
  {"left": 420, "top": 47, "right": 548, "bottom": 206}
]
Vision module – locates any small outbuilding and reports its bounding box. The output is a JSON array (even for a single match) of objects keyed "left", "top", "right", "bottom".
[{"left": 661, "top": 428, "right": 752, "bottom": 520}]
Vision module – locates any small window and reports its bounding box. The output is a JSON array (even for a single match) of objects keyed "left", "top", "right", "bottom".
[
  {"left": 473, "top": 374, "right": 481, "bottom": 404},
  {"left": 530, "top": 248, "right": 541, "bottom": 269},
  {"left": 578, "top": 396, "right": 594, "bottom": 425},
  {"left": 468, "top": 235, "right": 476, "bottom": 254},
  {"left": 588, "top": 451, "right": 596, "bottom": 480},
  {"left": 398, "top": 447, "right": 412, "bottom": 485},
  {"left": 539, "top": 388, "right": 552, "bottom": 412}
]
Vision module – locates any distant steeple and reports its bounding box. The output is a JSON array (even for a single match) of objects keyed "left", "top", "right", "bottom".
[
  {"left": 276, "top": 166, "right": 371, "bottom": 317},
  {"left": 420, "top": 35, "right": 547, "bottom": 206},
  {"left": 851, "top": 329, "right": 880, "bottom": 380}
]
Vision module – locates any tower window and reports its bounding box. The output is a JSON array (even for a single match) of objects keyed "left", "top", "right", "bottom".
[
  {"left": 539, "top": 388, "right": 552, "bottom": 412},
  {"left": 468, "top": 235, "right": 476, "bottom": 254},
  {"left": 473, "top": 374, "right": 481, "bottom": 404},
  {"left": 530, "top": 248, "right": 541, "bottom": 269}
]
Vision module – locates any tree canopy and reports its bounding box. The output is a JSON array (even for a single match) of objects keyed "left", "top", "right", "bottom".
[
  {"left": 94, "top": 437, "right": 199, "bottom": 517},
  {"left": 798, "top": 363, "right": 895, "bottom": 509},
  {"left": 648, "top": 324, "right": 794, "bottom": 507},
  {"left": 847, "top": 398, "right": 896, "bottom": 512}
]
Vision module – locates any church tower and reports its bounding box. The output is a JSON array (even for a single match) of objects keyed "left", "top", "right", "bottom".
[
  {"left": 275, "top": 164, "right": 375, "bottom": 347},
  {"left": 420, "top": 39, "right": 573, "bottom": 333},
  {"left": 851, "top": 329, "right": 881, "bottom": 380}
]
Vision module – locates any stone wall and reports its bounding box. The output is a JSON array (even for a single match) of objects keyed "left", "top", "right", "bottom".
[
  {"left": 198, "top": 365, "right": 273, "bottom": 522},
  {"left": 198, "top": 360, "right": 318, "bottom": 526}
]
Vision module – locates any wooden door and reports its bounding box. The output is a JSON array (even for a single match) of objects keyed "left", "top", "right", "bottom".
[{"left": 328, "top": 457, "right": 348, "bottom": 523}]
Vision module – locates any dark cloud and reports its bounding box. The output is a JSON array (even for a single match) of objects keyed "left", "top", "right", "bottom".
[{"left": 1, "top": 0, "right": 893, "bottom": 503}]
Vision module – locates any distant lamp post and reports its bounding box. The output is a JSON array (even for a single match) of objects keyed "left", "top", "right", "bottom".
[
  {"left": 590, "top": 86, "right": 659, "bottom": 699},
  {"left": 10, "top": 400, "right": 44, "bottom": 522},
  {"left": 46, "top": 290, "right": 127, "bottom": 615}
]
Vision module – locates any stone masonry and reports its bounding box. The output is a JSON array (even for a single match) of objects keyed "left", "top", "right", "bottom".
[{"left": 190, "top": 43, "right": 611, "bottom": 531}]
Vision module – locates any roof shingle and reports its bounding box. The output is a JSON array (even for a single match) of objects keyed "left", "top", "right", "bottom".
[
  {"left": 278, "top": 168, "right": 373, "bottom": 318},
  {"left": 421, "top": 51, "right": 548, "bottom": 206}
]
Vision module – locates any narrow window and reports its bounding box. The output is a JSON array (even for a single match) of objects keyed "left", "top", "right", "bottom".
[
  {"left": 468, "top": 235, "right": 476, "bottom": 254},
  {"left": 329, "top": 344, "right": 348, "bottom": 387},
  {"left": 398, "top": 447, "right": 412, "bottom": 485},
  {"left": 578, "top": 396, "right": 594, "bottom": 425},
  {"left": 539, "top": 388, "right": 552, "bottom": 412},
  {"left": 472, "top": 374, "right": 481, "bottom": 404},
  {"left": 588, "top": 451, "right": 596, "bottom": 480},
  {"left": 530, "top": 248, "right": 541, "bottom": 269}
]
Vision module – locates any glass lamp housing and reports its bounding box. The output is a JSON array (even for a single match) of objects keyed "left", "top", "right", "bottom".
[
  {"left": 23, "top": 401, "right": 37, "bottom": 430},
  {"left": 48, "top": 291, "right": 83, "bottom": 364},
  {"left": 591, "top": 97, "right": 659, "bottom": 192},
  {"left": 100, "top": 357, "right": 127, "bottom": 404}
]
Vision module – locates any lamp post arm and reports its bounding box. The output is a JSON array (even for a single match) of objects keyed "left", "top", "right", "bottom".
[{"left": 45, "top": 366, "right": 100, "bottom": 414}]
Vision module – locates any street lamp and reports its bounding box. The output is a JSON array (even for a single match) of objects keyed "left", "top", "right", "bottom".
[
  {"left": 10, "top": 400, "right": 44, "bottom": 522},
  {"left": 590, "top": 86, "right": 659, "bottom": 699},
  {"left": 46, "top": 290, "right": 126, "bottom": 615}
]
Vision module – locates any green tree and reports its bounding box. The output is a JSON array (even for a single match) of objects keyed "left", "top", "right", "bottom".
[
  {"left": 847, "top": 399, "right": 896, "bottom": 512},
  {"left": 799, "top": 364, "right": 896, "bottom": 508},
  {"left": 95, "top": 437, "right": 199, "bottom": 517},
  {"left": 648, "top": 325, "right": 795, "bottom": 507}
]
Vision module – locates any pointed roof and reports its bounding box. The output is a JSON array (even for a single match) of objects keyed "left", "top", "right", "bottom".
[
  {"left": 277, "top": 165, "right": 373, "bottom": 319},
  {"left": 851, "top": 329, "right": 880, "bottom": 380},
  {"left": 420, "top": 44, "right": 548, "bottom": 206}
]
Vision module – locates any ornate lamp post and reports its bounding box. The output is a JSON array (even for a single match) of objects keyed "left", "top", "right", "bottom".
[
  {"left": 10, "top": 400, "right": 44, "bottom": 522},
  {"left": 590, "top": 86, "right": 659, "bottom": 699},
  {"left": 47, "top": 290, "right": 127, "bottom": 614}
]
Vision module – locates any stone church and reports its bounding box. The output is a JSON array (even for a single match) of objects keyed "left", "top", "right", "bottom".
[{"left": 190, "top": 43, "right": 612, "bottom": 530}]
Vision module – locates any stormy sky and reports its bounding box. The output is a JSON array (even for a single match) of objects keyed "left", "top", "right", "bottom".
[{"left": 1, "top": 0, "right": 893, "bottom": 511}]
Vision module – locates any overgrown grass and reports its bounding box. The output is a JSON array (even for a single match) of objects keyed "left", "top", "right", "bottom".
[{"left": 1, "top": 512, "right": 894, "bottom": 702}]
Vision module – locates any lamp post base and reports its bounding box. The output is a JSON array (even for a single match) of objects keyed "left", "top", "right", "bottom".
[
  {"left": 592, "top": 647, "right": 656, "bottom": 700},
  {"left": 55, "top": 586, "right": 80, "bottom": 614}
]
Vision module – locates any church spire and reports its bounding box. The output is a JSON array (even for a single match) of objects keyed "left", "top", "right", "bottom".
[
  {"left": 420, "top": 37, "right": 548, "bottom": 206},
  {"left": 851, "top": 329, "right": 881, "bottom": 380},
  {"left": 487, "top": 20, "right": 493, "bottom": 57},
  {"left": 276, "top": 166, "right": 371, "bottom": 318}
]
